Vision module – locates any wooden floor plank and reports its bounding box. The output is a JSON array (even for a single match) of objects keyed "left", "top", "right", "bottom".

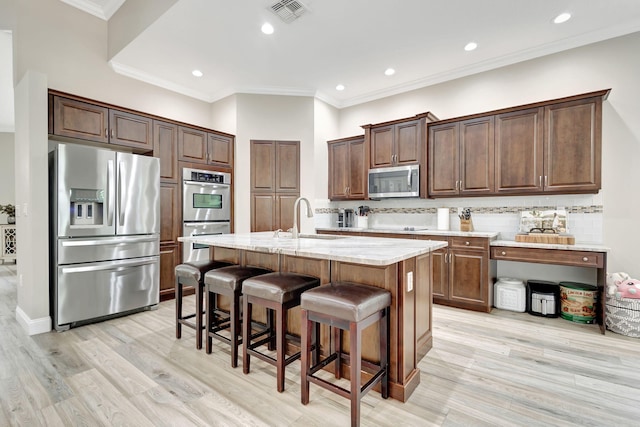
[{"left": 2, "top": 264, "right": 640, "bottom": 426}]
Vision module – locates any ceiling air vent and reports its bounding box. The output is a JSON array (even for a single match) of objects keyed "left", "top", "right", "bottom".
[{"left": 269, "top": 0, "right": 308, "bottom": 23}]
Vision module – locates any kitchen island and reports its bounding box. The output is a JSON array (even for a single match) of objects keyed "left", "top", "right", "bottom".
[{"left": 179, "top": 232, "right": 447, "bottom": 402}]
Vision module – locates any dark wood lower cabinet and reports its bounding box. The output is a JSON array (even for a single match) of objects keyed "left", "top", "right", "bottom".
[
  {"left": 422, "top": 236, "right": 493, "bottom": 313},
  {"left": 159, "top": 244, "right": 180, "bottom": 301},
  {"left": 318, "top": 230, "right": 494, "bottom": 313}
]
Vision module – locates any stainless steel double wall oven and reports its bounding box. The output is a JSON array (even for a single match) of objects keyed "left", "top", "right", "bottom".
[{"left": 182, "top": 167, "right": 231, "bottom": 262}]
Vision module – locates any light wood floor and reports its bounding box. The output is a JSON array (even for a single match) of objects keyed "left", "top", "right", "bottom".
[{"left": 1, "top": 263, "right": 639, "bottom": 426}]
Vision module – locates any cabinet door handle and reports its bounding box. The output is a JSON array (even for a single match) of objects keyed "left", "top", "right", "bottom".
[
  {"left": 455, "top": 180, "right": 459, "bottom": 191},
  {"left": 110, "top": 128, "right": 114, "bottom": 138},
  {"left": 105, "top": 128, "right": 108, "bottom": 137},
  {"left": 539, "top": 176, "right": 542, "bottom": 187},
  {"left": 545, "top": 175, "right": 548, "bottom": 187}
]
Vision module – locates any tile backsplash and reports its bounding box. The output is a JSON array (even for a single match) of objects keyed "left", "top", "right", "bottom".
[{"left": 313, "top": 193, "right": 604, "bottom": 244}]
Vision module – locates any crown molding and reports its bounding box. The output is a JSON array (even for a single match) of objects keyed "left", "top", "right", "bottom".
[{"left": 60, "top": 0, "right": 126, "bottom": 20}]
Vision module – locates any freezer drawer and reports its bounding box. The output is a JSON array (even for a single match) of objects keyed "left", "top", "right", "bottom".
[
  {"left": 55, "top": 256, "right": 159, "bottom": 329},
  {"left": 57, "top": 235, "right": 159, "bottom": 264}
]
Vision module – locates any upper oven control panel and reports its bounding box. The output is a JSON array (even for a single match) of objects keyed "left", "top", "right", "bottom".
[{"left": 183, "top": 167, "right": 231, "bottom": 185}]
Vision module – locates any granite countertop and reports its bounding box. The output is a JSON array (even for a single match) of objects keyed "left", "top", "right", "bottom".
[
  {"left": 179, "top": 232, "right": 448, "bottom": 266},
  {"left": 315, "top": 227, "right": 499, "bottom": 239},
  {"left": 491, "top": 239, "right": 610, "bottom": 252}
]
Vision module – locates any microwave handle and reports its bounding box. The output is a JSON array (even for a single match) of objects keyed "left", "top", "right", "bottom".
[{"left": 408, "top": 169, "right": 412, "bottom": 188}]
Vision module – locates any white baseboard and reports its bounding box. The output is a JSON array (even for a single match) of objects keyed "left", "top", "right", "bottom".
[{"left": 16, "top": 305, "right": 52, "bottom": 335}]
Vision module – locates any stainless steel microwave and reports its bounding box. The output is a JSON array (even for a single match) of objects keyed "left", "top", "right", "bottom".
[{"left": 368, "top": 164, "right": 419, "bottom": 199}]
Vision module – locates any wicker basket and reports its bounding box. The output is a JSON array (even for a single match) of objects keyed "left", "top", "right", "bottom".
[{"left": 605, "top": 296, "right": 640, "bottom": 337}]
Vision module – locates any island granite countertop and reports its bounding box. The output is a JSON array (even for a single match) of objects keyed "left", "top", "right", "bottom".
[{"left": 179, "top": 231, "right": 448, "bottom": 266}]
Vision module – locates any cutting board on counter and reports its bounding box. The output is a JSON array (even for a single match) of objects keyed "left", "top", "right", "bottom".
[{"left": 515, "top": 233, "right": 576, "bottom": 245}]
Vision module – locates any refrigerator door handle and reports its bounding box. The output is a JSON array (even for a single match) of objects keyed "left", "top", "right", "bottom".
[
  {"left": 118, "top": 162, "right": 125, "bottom": 226},
  {"left": 60, "top": 236, "right": 158, "bottom": 247},
  {"left": 60, "top": 256, "right": 158, "bottom": 274},
  {"left": 107, "top": 160, "right": 115, "bottom": 226}
]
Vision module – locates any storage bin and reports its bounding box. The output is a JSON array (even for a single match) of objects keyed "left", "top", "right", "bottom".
[
  {"left": 559, "top": 281, "right": 598, "bottom": 324},
  {"left": 494, "top": 278, "right": 526, "bottom": 312},
  {"left": 605, "top": 296, "right": 640, "bottom": 337}
]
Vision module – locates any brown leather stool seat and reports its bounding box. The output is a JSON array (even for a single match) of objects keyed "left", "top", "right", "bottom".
[
  {"left": 175, "top": 260, "right": 233, "bottom": 350},
  {"left": 204, "top": 265, "right": 271, "bottom": 367},
  {"left": 300, "top": 282, "right": 391, "bottom": 427},
  {"left": 241, "top": 272, "right": 320, "bottom": 392}
]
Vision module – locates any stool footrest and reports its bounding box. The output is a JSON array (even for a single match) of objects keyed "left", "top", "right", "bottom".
[
  {"left": 306, "top": 365, "right": 386, "bottom": 399},
  {"left": 309, "top": 353, "right": 338, "bottom": 376}
]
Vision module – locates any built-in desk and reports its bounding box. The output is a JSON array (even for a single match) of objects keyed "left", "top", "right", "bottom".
[{"left": 490, "top": 240, "right": 609, "bottom": 333}]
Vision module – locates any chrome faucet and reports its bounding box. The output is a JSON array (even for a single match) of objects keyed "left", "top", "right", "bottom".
[{"left": 292, "top": 197, "right": 313, "bottom": 238}]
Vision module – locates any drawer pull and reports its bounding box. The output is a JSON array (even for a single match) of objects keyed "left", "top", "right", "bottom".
[
  {"left": 582, "top": 257, "right": 588, "bottom": 262},
  {"left": 465, "top": 241, "right": 470, "bottom": 246},
  {"left": 501, "top": 251, "right": 506, "bottom": 256}
]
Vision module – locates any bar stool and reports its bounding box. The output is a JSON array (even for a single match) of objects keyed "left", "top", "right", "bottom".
[
  {"left": 175, "top": 260, "right": 233, "bottom": 350},
  {"left": 204, "top": 265, "right": 271, "bottom": 367},
  {"left": 300, "top": 282, "right": 391, "bottom": 427},
  {"left": 241, "top": 272, "right": 320, "bottom": 392}
]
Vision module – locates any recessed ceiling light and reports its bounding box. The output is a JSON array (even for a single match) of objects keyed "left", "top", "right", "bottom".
[
  {"left": 464, "top": 42, "right": 477, "bottom": 51},
  {"left": 261, "top": 22, "right": 274, "bottom": 35},
  {"left": 554, "top": 12, "right": 571, "bottom": 24},
  {"left": 336, "top": 84, "right": 345, "bottom": 91},
  {"left": 192, "top": 69, "right": 203, "bottom": 77},
  {"left": 384, "top": 68, "right": 395, "bottom": 76}
]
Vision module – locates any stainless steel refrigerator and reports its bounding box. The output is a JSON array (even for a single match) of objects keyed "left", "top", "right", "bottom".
[{"left": 49, "top": 143, "right": 160, "bottom": 331}]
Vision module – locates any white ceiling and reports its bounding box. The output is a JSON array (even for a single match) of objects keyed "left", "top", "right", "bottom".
[
  {"left": 108, "top": 0, "right": 640, "bottom": 107},
  {"left": 3, "top": 0, "right": 640, "bottom": 131}
]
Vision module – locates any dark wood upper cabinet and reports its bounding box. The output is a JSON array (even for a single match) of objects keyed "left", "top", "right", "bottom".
[
  {"left": 153, "top": 120, "right": 179, "bottom": 183},
  {"left": 178, "top": 126, "right": 234, "bottom": 169},
  {"left": 51, "top": 95, "right": 152, "bottom": 151},
  {"left": 251, "top": 140, "right": 300, "bottom": 193},
  {"left": 544, "top": 97, "right": 601, "bottom": 193},
  {"left": 367, "top": 118, "right": 427, "bottom": 168},
  {"left": 328, "top": 135, "right": 368, "bottom": 200},
  {"left": 429, "top": 117, "right": 494, "bottom": 197},
  {"left": 460, "top": 117, "right": 494, "bottom": 195},
  {"left": 369, "top": 125, "right": 395, "bottom": 168},
  {"left": 275, "top": 141, "right": 300, "bottom": 193},
  {"left": 429, "top": 89, "right": 609, "bottom": 198},
  {"left": 251, "top": 140, "right": 277, "bottom": 192},
  {"left": 178, "top": 126, "right": 208, "bottom": 164},
  {"left": 52, "top": 96, "right": 109, "bottom": 143},
  {"left": 109, "top": 109, "right": 153, "bottom": 150},
  {"left": 208, "top": 133, "right": 233, "bottom": 169},
  {"left": 428, "top": 123, "right": 459, "bottom": 196},
  {"left": 495, "top": 107, "right": 544, "bottom": 193}
]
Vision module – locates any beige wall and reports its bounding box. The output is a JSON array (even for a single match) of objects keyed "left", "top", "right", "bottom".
[
  {"left": 0, "top": 132, "right": 15, "bottom": 223},
  {"left": 337, "top": 32, "right": 640, "bottom": 277},
  {"left": 234, "top": 94, "right": 315, "bottom": 233}
]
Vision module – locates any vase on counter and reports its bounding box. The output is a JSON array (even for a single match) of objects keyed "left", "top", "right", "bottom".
[{"left": 7, "top": 216, "right": 15, "bottom": 224}]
